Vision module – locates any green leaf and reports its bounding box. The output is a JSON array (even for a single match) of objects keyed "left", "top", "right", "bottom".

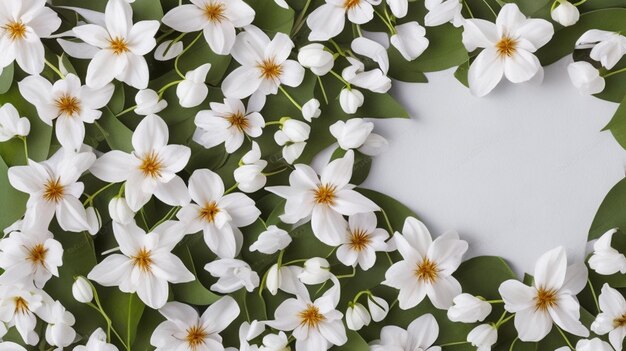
[
  {"left": 97, "top": 109, "right": 134, "bottom": 152},
  {"left": 408, "top": 24, "right": 469, "bottom": 72},
  {"left": 589, "top": 177, "right": 626, "bottom": 241},
  {"left": 335, "top": 330, "right": 370, "bottom": 350},
  {"left": 172, "top": 245, "right": 221, "bottom": 305},
  {"left": 331, "top": 148, "right": 372, "bottom": 185},
  {"left": 604, "top": 94, "right": 626, "bottom": 149},
  {"left": 388, "top": 49, "right": 428, "bottom": 83},
  {"left": 454, "top": 60, "right": 470, "bottom": 88},
  {"left": 248, "top": 0, "right": 295, "bottom": 35},
  {"left": 101, "top": 289, "right": 145, "bottom": 347},
  {"left": 0, "top": 62, "right": 14, "bottom": 94},
  {"left": 0, "top": 156, "right": 27, "bottom": 230},
  {"left": 108, "top": 82, "right": 126, "bottom": 115},
  {"left": 455, "top": 256, "right": 517, "bottom": 299},
  {"left": 131, "top": 0, "right": 164, "bottom": 20},
  {"left": 356, "top": 188, "right": 419, "bottom": 232}
]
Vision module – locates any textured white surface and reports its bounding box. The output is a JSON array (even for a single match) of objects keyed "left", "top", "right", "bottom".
[{"left": 362, "top": 57, "right": 626, "bottom": 275}]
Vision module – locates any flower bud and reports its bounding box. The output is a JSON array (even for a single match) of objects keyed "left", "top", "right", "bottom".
[
  {"left": 266, "top": 264, "right": 281, "bottom": 295},
  {"left": 567, "top": 61, "right": 605, "bottom": 95},
  {"left": 367, "top": 295, "right": 389, "bottom": 322},
  {"left": 329, "top": 119, "right": 374, "bottom": 150},
  {"left": 339, "top": 88, "right": 364, "bottom": 114},
  {"left": 154, "top": 40, "right": 184, "bottom": 61},
  {"left": 72, "top": 277, "right": 93, "bottom": 303},
  {"left": 298, "top": 44, "right": 334, "bottom": 76},
  {"left": 467, "top": 324, "right": 497, "bottom": 350},
  {"left": 447, "top": 294, "right": 492, "bottom": 323},
  {"left": 346, "top": 303, "right": 371, "bottom": 331},
  {"left": 0, "top": 103, "right": 31, "bottom": 142},
  {"left": 390, "top": 22, "right": 429, "bottom": 61},
  {"left": 176, "top": 63, "right": 211, "bottom": 108},
  {"left": 261, "top": 331, "right": 290, "bottom": 351},
  {"left": 551, "top": 1, "right": 580, "bottom": 27},
  {"left": 298, "top": 258, "right": 331, "bottom": 285},
  {"left": 249, "top": 226, "right": 292, "bottom": 254},
  {"left": 588, "top": 228, "right": 626, "bottom": 275},
  {"left": 302, "top": 99, "right": 321, "bottom": 122},
  {"left": 134, "top": 89, "right": 167, "bottom": 115},
  {"left": 108, "top": 197, "right": 135, "bottom": 224},
  {"left": 85, "top": 207, "right": 101, "bottom": 235},
  {"left": 280, "top": 119, "right": 310, "bottom": 143}
]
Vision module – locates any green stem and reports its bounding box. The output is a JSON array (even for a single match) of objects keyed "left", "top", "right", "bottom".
[
  {"left": 481, "top": 0, "right": 498, "bottom": 18},
  {"left": 263, "top": 167, "right": 289, "bottom": 176},
  {"left": 279, "top": 85, "right": 302, "bottom": 110},
  {"left": 588, "top": 279, "right": 601, "bottom": 313},
  {"left": 282, "top": 258, "right": 308, "bottom": 266},
  {"left": 44, "top": 59, "right": 65, "bottom": 79},
  {"left": 496, "top": 314, "right": 515, "bottom": 328},
  {"left": 19, "top": 136, "right": 28, "bottom": 162},
  {"left": 291, "top": 0, "right": 313, "bottom": 37},
  {"left": 149, "top": 206, "right": 181, "bottom": 232},
  {"left": 127, "top": 295, "right": 132, "bottom": 351},
  {"left": 329, "top": 69, "right": 351, "bottom": 88},
  {"left": 352, "top": 290, "right": 372, "bottom": 304},
  {"left": 336, "top": 266, "right": 356, "bottom": 279},
  {"left": 373, "top": 9, "right": 396, "bottom": 34},
  {"left": 224, "top": 183, "right": 239, "bottom": 194},
  {"left": 325, "top": 246, "right": 337, "bottom": 258},
  {"left": 329, "top": 39, "right": 346, "bottom": 57},
  {"left": 463, "top": 0, "right": 475, "bottom": 18},
  {"left": 139, "top": 208, "right": 149, "bottom": 230},
  {"left": 83, "top": 182, "right": 117, "bottom": 206},
  {"left": 158, "top": 80, "right": 183, "bottom": 97},
  {"left": 174, "top": 32, "right": 203, "bottom": 79},
  {"left": 602, "top": 66, "right": 626, "bottom": 78},
  {"left": 317, "top": 76, "right": 329, "bottom": 104},
  {"left": 86, "top": 281, "right": 128, "bottom": 349},
  {"left": 115, "top": 105, "right": 137, "bottom": 117},
  {"left": 555, "top": 325, "right": 575, "bottom": 350},
  {"left": 264, "top": 120, "right": 283, "bottom": 126},
  {"left": 440, "top": 341, "right": 470, "bottom": 347},
  {"left": 486, "top": 299, "right": 504, "bottom": 304},
  {"left": 572, "top": 0, "right": 589, "bottom": 6},
  {"left": 380, "top": 208, "right": 394, "bottom": 235},
  {"left": 509, "top": 337, "right": 519, "bottom": 351}
]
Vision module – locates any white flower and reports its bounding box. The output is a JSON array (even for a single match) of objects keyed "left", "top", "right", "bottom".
[
  {"left": 223, "top": 26, "right": 304, "bottom": 99},
  {"left": 234, "top": 142, "right": 268, "bottom": 193},
  {"left": 0, "top": 0, "right": 61, "bottom": 74},
  {"left": 336, "top": 212, "right": 388, "bottom": 270},
  {"left": 330, "top": 119, "right": 388, "bottom": 156},
  {"left": 339, "top": 88, "right": 364, "bottom": 114},
  {"left": 589, "top": 229, "right": 626, "bottom": 275},
  {"left": 265, "top": 264, "right": 307, "bottom": 296},
  {"left": 162, "top": 0, "right": 255, "bottom": 55},
  {"left": 204, "top": 258, "right": 260, "bottom": 293},
  {"left": 259, "top": 331, "right": 290, "bottom": 351},
  {"left": 72, "top": 277, "right": 93, "bottom": 304},
  {"left": 89, "top": 114, "right": 191, "bottom": 211},
  {"left": 134, "top": 89, "right": 168, "bottom": 115},
  {"left": 85, "top": 206, "right": 101, "bottom": 235},
  {"left": 237, "top": 321, "right": 265, "bottom": 351},
  {"left": 38, "top": 301, "right": 76, "bottom": 348},
  {"left": 266, "top": 283, "right": 347, "bottom": 350},
  {"left": 567, "top": 61, "right": 605, "bottom": 95},
  {"left": 177, "top": 169, "right": 260, "bottom": 258},
  {"left": 194, "top": 97, "right": 265, "bottom": 153},
  {"left": 573, "top": 338, "right": 616, "bottom": 351},
  {"left": 551, "top": 1, "right": 579, "bottom": 27},
  {"left": 298, "top": 44, "right": 334, "bottom": 76},
  {"left": 267, "top": 150, "right": 379, "bottom": 245},
  {"left": 73, "top": 0, "right": 160, "bottom": 88},
  {"left": 367, "top": 295, "right": 389, "bottom": 322},
  {"left": 352, "top": 37, "right": 389, "bottom": 74},
  {"left": 18, "top": 73, "right": 114, "bottom": 150},
  {"left": 108, "top": 197, "right": 135, "bottom": 224},
  {"left": 73, "top": 328, "right": 119, "bottom": 351},
  {"left": 302, "top": 99, "right": 321, "bottom": 122},
  {"left": 0, "top": 228, "right": 63, "bottom": 289},
  {"left": 151, "top": 298, "right": 240, "bottom": 350},
  {"left": 346, "top": 303, "right": 370, "bottom": 331},
  {"left": 342, "top": 57, "right": 391, "bottom": 93},
  {"left": 462, "top": 3, "right": 554, "bottom": 97},
  {"left": 299, "top": 257, "right": 332, "bottom": 285},
  {"left": 273, "top": 119, "right": 311, "bottom": 164},
  {"left": 249, "top": 225, "right": 292, "bottom": 254},
  {"left": 591, "top": 283, "right": 626, "bottom": 351},
  {"left": 8, "top": 147, "right": 95, "bottom": 231},
  {"left": 307, "top": 0, "right": 382, "bottom": 41},
  {"left": 383, "top": 217, "right": 468, "bottom": 310},
  {"left": 0, "top": 103, "right": 30, "bottom": 142},
  {"left": 0, "top": 286, "right": 43, "bottom": 345},
  {"left": 370, "top": 314, "right": 439, "bottom": 351},
  {"left": 425, "top": 0, "right": 464, "bottom": 27},
  {"left": 499, "top": 246, "right": 589, "bottom": 342},
  {"left": 467, "top": 324, "right": 497, "bottom": 351},
  {"left": 177, "top": 63, "right": 211, "bottom": 108},
  {"left": 0, "top": 342, "right": 27, "bottom": 351},
  {"left": 391, "top": 22, "right": 430, "bottom": 61},
  {"left": 387, "top": 0, "right": 408, "bottom": 18},
  {"left": 154, "top": 40, "right": 184, "bottom": 61},
  {"left": 447, "top": 294, "right": 492, "bottom": 323},
  {"left": 87, "top": 221, "right": 194, "bottom": 309},
  {"left": 576, "top": 30, "right": 626, "bottom": 69}
]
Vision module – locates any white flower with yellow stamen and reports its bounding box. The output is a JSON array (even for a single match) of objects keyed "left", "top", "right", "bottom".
[
  {"left": 336, "top": 212, "right": 388, "bottom": 271},
  {"left": 461, "top": 3, "right": 554, "bottom": 97},
  {"left": 0, "top": 286, "right": 44, "bottom": 346},
  {"left": 194, "top": 97, "right": 265, "bottom": 153},
  {"left": 8, "top": 147, "right": 95, "bottom": 232},
  {"left": 18, "top": 73, "right": 114, "bottom": 151},
  {"left": 266, "top": 283, "right": 347, "bottom": 350},
  {"left": 382, "top": 217, "right": 468, "bottom": 310},
  {"left": 151, "top": 298, "right": 240, "bottom": 351},
  {"left": 162, "top": 0, "right": 255, "bottom": 55},
  {"left": 177, "top": 169, "right": 260, "bottom": 259},
  {"left": 0, "top": 228, "right": 62, "bottom": 289},
  {"left": 499, "top": 246, "right": 589, "bottom": 342},
  {"left": 0, "top": 0, "right": 61, "bottom": 75},
  {"left": 90, "top": 114, "right": 191, "bottom": 212},
  {"left": 306, "top": 0, "right": 382, "bottom": 41},
  {"left": 72, "top": 0, "right": 160, "bottom": 89},
  {"left": 222, "top": 25, "right": 305, "bottom": 99},
  {"left": 87, "top": 220, "right": 194, "bottom": 309},
  {"left": 267, "top": 150, "right": 379, "bottom": 246},
  {"left": 591, "top": 283, "right": 626, "bottom": 351}
]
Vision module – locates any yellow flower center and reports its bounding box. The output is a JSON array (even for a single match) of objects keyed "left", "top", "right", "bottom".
[
  {"left": 43, "top": 178, "right": 65, "bottom": 203},
  {"left": 199, "top": 201, "right": 220, "bottom": 223},
  {"left": 14, "top": 297, "right": 29, "bottom": 314},
  {"left": 349, "top": 229, "right": 371, "bottom": 252},
  {"left": 27, "top": 244, "right": 48, "bottom": 267},
  {"left": 109, "top": 37, "right": 129, "bottom": 55},
  {"left": 4, "top": 21, "right": 26, "bottom": 41},
  {"left": 534, "top": 288, "right": 558, "bottom": 311},
  {"left": 204, "top": 2, "right": 226, "bottom": 22},
  {"left": 259, "top": 59, "right": 282, "bottom": 80},
  {"left": 139, "top": 151, "right": 163, "bottom": 178},
  {"left": 185, "top": 325, "right": 208, "bottom": 349},
  {"left": 299, "top": 304, "right": 325, "bottom": 328},
  {"left": 614, "top": 314, "right": 626, "bottom": 328},
  {"left": 496, "top": 36, "right": 517, "bottom": 57},
  {"left": 415, "top": 258, "right": 439, "bottom": 284},
  {"left": 227, "top": 112, "right": 249, "bottom": 132},
  {"left": 344, "top": 0, "right": 362, "bottom": 10},
  {"left": 131, "top": 248, "right": 153, "bottom": 272},
  {"left": 55, "top": 94, "right": 81, "bottom": 116},
  {"left": 314, "top": 184, "right": 336, "bottom": 205}
]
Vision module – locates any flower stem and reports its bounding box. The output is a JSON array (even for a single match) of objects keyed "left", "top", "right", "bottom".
[
  {"left": 463, "top": 0, "right": 475, "bottom": 18},
  {"left": 373, "top": 9, "right": 396, "bottom": 34},
  {"left": 174, "top": 31, "right": 203, "bottom": 79},
  {"left": 602, "top": 66, "right": 626, "bottom": 78},
  {"left": 587, "top": 279, "right": 600, "bottom": 313},
  {"left": 495, "top": 313, "right": 515, "bottom": 328},
  {"left": 336, "top": 266, "right": 356, "bottom": 279},
  {"left": 439, "top": 341, "right": 470, "bottom": 347},
  {"left": 329, "top": 39, "right": 346, "bottom": 57},
  {"left": 380, "top": 208, "right": 394, "bottom": 235},
  {"left": 18, "top": 136, "right": 28, "bottom": 162},
  {"left": 158, "top": 80, "right": 183, "bottom": 97},
  {"left": 83, "top": 182, "right": 117, "bottom": 206},
  {"left": 224, "top": 183, "right": 239, "bottom": 194},
  {"left": 555, "top": 325, "right": 575, "bottom": 350},
  {"left": 115, "top": 105, "right": 137, "bottom": 117},
  {"left": 317, "top": 76, "right": 329, "bottom": 104},
  {"left": 282, "top": 258, "right": 308, "bottom": 266},
  {"left": 291, "top": 0, "right": 313, "bottom": 37},
  {"left": 263, "top": 167, "right": 289, "bottom": 176},
  {"left": 264, "top": 120, "right": 283, "bottom": 126},
  {"left": 279, "top": 85, "right": 302, "bottom": 110},
  {"left": 149, "top": 206, "right": 181, "bottom": 232},
  {"left": 509, "top": 337, "right": 519, "bottom": 351},
  {"left": 481, "top": 0, "right": 498, "bottom": 19},
  {"left": 486, "top": 299, "right": 504, "bottom": 304},
  {"left": 85, "top": 280, "right": 129, "bottom": 349},
  {"left": 44, "top": 58, "right": 65, "bottom": 79},
  {"left": 329, "top": 69, "right": 351, "bottom": 89},
  {"left": 572, "top": 0, "right": 589, "bottom": 6}
]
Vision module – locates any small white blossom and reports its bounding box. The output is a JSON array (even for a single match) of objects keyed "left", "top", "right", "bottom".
[
  {"left": 204, "top": 258, "right": 260, "bottom": 293},
  {"left": 425, "top": 0, "right": 464, "bottom": 27},
  {"left": 346, "top": 303, "right": 370, "bottom": 331},
  {"left": 298, "top": 44, "right": 334, "bottom": 76},
  {"left": 299, "top": 257, "right": 332, "bottom": 285},
  {"left": 154, "top": 40, "right": 183, "bottom": 61},
  {"left": 72, "top": 277, "right": 93, "bottom": 304},
  {"left": 134, "top": 89, "right": 168, "bottom": 115},
  {"left": 108, "top": 197, "right": 135, "bottom": 224},
  {"left": 177, "top": 63, "right": 211, "bottom": 108},
  {"left": 367, "top": 295, "right": 389, "bottom": 322},
  {"left": 391, "top": 22, "right": 430, "bottom": 61},
  {"left": 302, "top": 99, "right": 321, "bottom": 122},
  {"left": 0, "top": 104, "right": 30, "bottom": 142},
  {"left": 339, "top": 88, "right": 364, "bottom": 114},
  {"left": 467, "top": 324, "right": 497, "bottom": 351},
  {"left": 568, "top": 61, "right": 605, "bottom": 95},
  {"left": 576, "top": 30, "right": 626, "bottom": 69},
  {"left": 447, "top": 294, "right": 492, "bottom": 323},
  {"left": 588, "top": 229, "right": 626, "bottom": 275},
  {"left": 551, "top": 1, "right": 580, "bottom": 27},
  {"left": 249, "top": 225, "right": 292, "bottom": 254},
  {"left": 234, "top": 142, "right": 268, "bottom": 193},
  {"left": 370, "top": 314, "right": 439, "bottom": 351}
]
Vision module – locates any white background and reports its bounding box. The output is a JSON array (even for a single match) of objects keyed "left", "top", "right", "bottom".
[{"left": 361, "top": 58, "right": 626, "bottom": 275}]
